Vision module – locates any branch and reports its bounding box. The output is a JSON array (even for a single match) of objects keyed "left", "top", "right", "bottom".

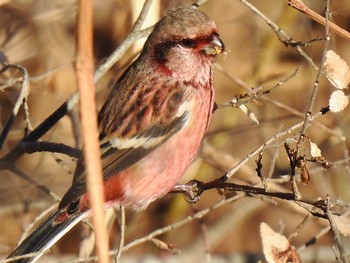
[
  {"left": 288, "top": 0, "right": 350, "bottom": 41},
  {"left": 17, "top": 141, "right": 80, "bottom": 158},
  {"left": 172, "top": 179, "right": 327, "bottom": 218},
  {"left": 0, "top": 64, "right": 30, "bottom": 148},
  {"left": 76, "top": 0, "right": 109, "bottom": 262},
  {"left": 115, "top": 206, "right": 125, "bottom": 263},
  {"left": 326, "top": 196, "right": 349, "bottom": 263},
  {"left": 295, "top": 0, "right": 331, "bottom": 151},
  {"left": 57, "top": 194, "right": 244, "bottom": 263},
  {"left": 239, "top": 0, "right": 319, "bottom": 70},
  {"left": 8, "top": 165, "right": 61, "bottom": 202}
]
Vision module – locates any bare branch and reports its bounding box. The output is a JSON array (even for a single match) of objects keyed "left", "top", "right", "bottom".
[
  {"left": 288, "top": 0, "right": 350, "bottom": 41},
  {"left": 326, "top": 196, "right": 349, "bottom": 263}
]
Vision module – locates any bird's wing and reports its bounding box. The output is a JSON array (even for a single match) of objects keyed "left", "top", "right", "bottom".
[
  {"left": 59, "top": 79, "right": 192, "bottom": 209},
  {"left": 99, "top": 111, "right": 189, "bottom": 179}
]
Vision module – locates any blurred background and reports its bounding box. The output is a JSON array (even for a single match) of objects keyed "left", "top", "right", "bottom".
[{"left": 1, "top": 0, "right": 350, "bottom": 262}]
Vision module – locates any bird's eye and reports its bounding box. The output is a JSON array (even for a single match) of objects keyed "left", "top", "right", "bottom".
[{"left": 180, "top": 39, "right": 195, "bottom": 48}]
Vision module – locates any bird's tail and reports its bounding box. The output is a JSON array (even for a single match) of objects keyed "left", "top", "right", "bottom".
[{"left": 7, "top": 210, "right": 85, "bottom": 263}]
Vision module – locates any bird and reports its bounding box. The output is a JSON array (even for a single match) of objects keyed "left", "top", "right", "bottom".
[{"left": 7, "top": 5, "right": 225, "bottom": 262}]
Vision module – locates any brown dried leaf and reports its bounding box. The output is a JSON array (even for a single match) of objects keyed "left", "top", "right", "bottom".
[
  {"left": 296, "top": 157, "right": 310, "bottom": 185},
  {"left": 260, "top": 222, "right": 300, "bottom": 263},
  {"left": 151, "top": 238, "right": 180, "bottom": 254}
]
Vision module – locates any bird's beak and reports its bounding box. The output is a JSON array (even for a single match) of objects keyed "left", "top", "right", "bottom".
[{"left": 202, "top": 34, "right": 226, "bottom": 56}]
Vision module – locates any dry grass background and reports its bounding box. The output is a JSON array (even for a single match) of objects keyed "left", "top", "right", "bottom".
[{"left": 1, "top": 0, "right": 350, "bottom": 262}]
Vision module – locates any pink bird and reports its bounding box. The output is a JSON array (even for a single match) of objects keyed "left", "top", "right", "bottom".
[{"left": 7, "top": 5, "right": 225, "bottom": 262}]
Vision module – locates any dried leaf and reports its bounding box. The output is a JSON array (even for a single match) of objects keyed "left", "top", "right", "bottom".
[
  {"left": 309, "top": 141, "right": 321, "bottom": 157},
  {"left": 151, "top": 238, "right": 180, "bottom": 254},
  {"left": 260, "top": 222, "right": 300, "bottom": 263},
  {"left": 329, "top": 90, "right": 349, "bottom": 112},
  {"left": 332, "top": 214, "right": 350, "bottom": 236},
  {"left": 324, "top": 50, "right": 350, "bottom": 90},
  {"left": 296, "top": 157, "right": 310, "bottom": 184},
  {"left": 238, "top": 104, "right": 259, "bottom": 125}
]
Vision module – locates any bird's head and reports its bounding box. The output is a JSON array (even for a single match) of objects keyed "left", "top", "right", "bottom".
[{"left": 143, "top": 6, "right": 225, "bottom": 80}]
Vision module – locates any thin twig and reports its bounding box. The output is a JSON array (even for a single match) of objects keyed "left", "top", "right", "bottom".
[
  {"left": 223, "top": 112, "right": 322, "bottom": 181},
  {"left": 18, "top": 205, "right": 57, "bottom": 244},
  {"left": 0, "top": 64, "right": 30, "bottom": 148},
  {"left": 288, "top": 214, "right": 311, "bottom": 241},
  {"left": 123, "top": 195, "right": 241, "bottom": 251},
  {"left": 0, "top": 250, "right": 50, "bottom": 263},
  {"left": 132, "top": 0, "right": 154, "bottom": 31},
  {"left": 115, "top": 206, "right": 125, "bottom": 263},
  {"left": 239, "top": 0, "right": 318, "bottom": 70},
  {"left": 298, "top": 209, "right": 350, "bottom": 252},
  {"left": 193, "top": 206, "right": 211, "bottom": 263},
  {"left": 326, "top": 196, "right": 349, "bottom": 263},
  {"left": 296, "top": 1, "right": 331, "bottom": 151},
  {"left": 216, "top": 63, "right": 343, "bottom": 142},
  {"left": 1, "top": 91, "right": 80, "bottom": 164},
  {"left": 9, "top": 165, "right": 61, "bottom": 202},
  {"left": 60, "top": 195, "right": 243, "bottom": 263},
  {"left": 288, "top": 0, "right": 350, "bottom": 41},
  {"left": 266, "top": 124, "right": 283, "bottom": 179},
  {"left": 217, "top": 66, "right": 300, "bottom": 110}
]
